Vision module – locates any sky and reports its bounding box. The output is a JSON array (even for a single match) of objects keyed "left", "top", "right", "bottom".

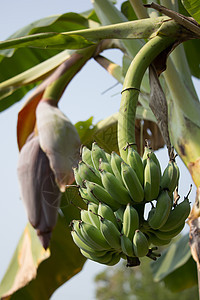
[{"left": 0, "top": 1, "right": 199, "bottom": 299}]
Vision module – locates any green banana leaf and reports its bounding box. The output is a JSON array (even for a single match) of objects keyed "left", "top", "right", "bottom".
[
  {"left": 0, "top": 188, "right": 87, "bottom": 299},
  {"left": 182, "top": 0, "right": 200, "bottom": 24},
  {"left": 0, "top": 11, "right": 98, "bottom": 111},
  {"left": 151, "top": 234, "right": 198, "bottom": 292}
]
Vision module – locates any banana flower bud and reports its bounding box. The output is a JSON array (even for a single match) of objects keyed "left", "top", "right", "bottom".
[{"left": 18, "top": 101, "right": 81, "bottom": 249}]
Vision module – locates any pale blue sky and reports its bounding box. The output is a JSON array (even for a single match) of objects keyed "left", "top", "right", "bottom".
[{"left": 0, "top": 1, "right": 199, "bottom": 299}]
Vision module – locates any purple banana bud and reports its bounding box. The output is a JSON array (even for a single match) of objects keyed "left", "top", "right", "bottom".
[
  {"left": 17, "top": 133, "right": 61, "bottom": 249},
  {"left": 36, "top": 101, "right": 81, "bottom": 192}
]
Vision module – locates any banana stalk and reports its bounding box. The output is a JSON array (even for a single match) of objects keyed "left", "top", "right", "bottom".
[{"left": 118, "top": 35, "right": 176, "bottom": 162}]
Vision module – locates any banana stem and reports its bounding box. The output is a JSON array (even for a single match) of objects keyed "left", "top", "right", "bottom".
[
  {"left": 118, "top": 35, "right": 175, "bottom": 161},
  {"left": 43, "top": 46, "right": 95, "bottom": 104}
]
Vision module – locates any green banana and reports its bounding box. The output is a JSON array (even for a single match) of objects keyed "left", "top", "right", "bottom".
[
  {"left": 160, "top": 160, "right": 179, "bottom": 195},
  {"left": 80, "top": 221, "right": 111, "bottom": 250},
  {"left": 98, "top": 202, "right": 119, "bottom": 229},
  {"left": 77, "top": 161, "right": 102, "bottom": 186},
  {"left": 81, "top": 209, "right": 93, "bottom": 225},
  {"left": 105, "top": 152, "right": 111, "bottom": 164},
  {"left": 121, "top": 234, "right": 135, "bottom": 257},
  {"left": 72, "top": 220, "right": 104, "bottom": 250},
  {"left": 81, "top": 146, "right": 94, "bottom": 168},
  {"left": 114, "top": 206, "right": 125, "bottom": 223},
  {"left": 147, "top": 232, "right": 172, "bottom": 246},
  {"left": 88, "top": 202, "right": 100, "bottom": 229},
  {"left": 133, "top": 230, "right": 149, "bottom": 257},
  {"left": 71, "top": 230, "right": 107, "bottom": 256},
  {"left": 144, "top": 156, "right": 160, "bottom": 202},
  {"left": 100, "top": 170, "right": 132, "bottom": 205},
  {"left": 100, "top": 218, "right": 121, "bottom": 250},
  {"left": 99, "top": 158, "right": 114, "bottom": 174},
  {"left": 91, "top": 142, "right": 108, "bottom": 170},
  {"left": 107, "top": 252, "right": 121, "bottom": 266},
  {"left": 127, "top": 147, "right": 144, "bottom": 186},
  {"left": 147, "top": 207, "right": 156, "bottom": 222},
  {"left": 148, "top": 190, "right": 172, "bottom": 230},
  {"left": 122, "top": 203, "right": 139, "bottom": 240},
  {"left": 159, "top": 196, "right": 191, "bottom": 232},
  {"left": 142, "top": 147, "right": 161, "bottom": 177},
  {"left": 110, "top": 152, "right": 125, "bottom": 185},
  {"left": 121, "top": 162, "right": 144, "bottom": 203},
  {"left": 84, "top": 180, "right": 120, "bottom": 211},
  {"left": 73, "top": 167, "right": 84, "bottom": 187},
  {"left": 80, "top": 249, "right": 114, "bottom": 264},
  {"left": 150, "top": 222, "right": 184, "bottom": 240},
  {"left": 79, "top": 186, "right": 99, "bottom": 205}
]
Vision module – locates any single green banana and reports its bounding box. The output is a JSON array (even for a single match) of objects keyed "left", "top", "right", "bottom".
[
  {"left": 144, "top": 156, "right": 160, "bottom": 202},
  {"left": 133, "top": 230, "right": 149, "bottom": 257},
  {"left": 77, "top": 161, "right": 102, "bottom": 186},
  {"left": 73, "top": 167, "right": 84, "bottom": 187},
  {"left": 100, "top": 218, "right": 121, "bottom": 250},
  {"left": 79, "top": 186, "right": 99, "bottom": 205},
  {"left": 107, "top": 252, "right": 121, "bottom": 266},
  {"left": 110, "top": 152, "right": 125, "bottom": 185},
  {"left": 121, "top": 162, "right": 144, "bottom": 203},
  {"left": 148, "top": 190, "right": 172, "bottom": 230},
  {"left": 88, "top": 202, "right": 100, "bottom": 229},
  {"left": 127, "top": 147, "right": 144, "bottom": 186},
  {"left": 99, "top": 158, "right": 114, "bottom": 174},
  {"left": 150, "top": 222, "right": 184, "bottom": 240},
  {"left": 147, "top": 207, "right": 156, "bottom": 222},
  {"left": 80, "top": 249, "right": 114, "bottom": 264},
  {"left": 122, "top": 203, "right": 139, "bottom": 240},
  {"left": 91, "top": 142, "right": 108, "bottom": 170},
  {"left": 121, "top": 234, "right": 135, "bottom": 257},
  {"left": 98, "top": 202, "right": 119, "bottom": 229},
  {"left": 81, "top": 146, "right": 94, "bottom": 168},
  {"left": 105, "top": 152, "right": 111, "bottom": 164},
  {"left": 80, "top": 221, "right": 111, "bottom": 250},
  {"left": 81, "top": 209, "right": 93, "bottom": 225},
  {"left": 142, "top": 147, "right": 161, "bottom": 178},
  {"left": 159, "top": 196, "right": 191, "bottom": 232},
  {"left": 100, "top": 170, "right": 132, "bottom": 205},
  {"left": 160, "top": 160, "right": 179, "bottom": 195},
  {"left": 147, "top": 232, "right": 171, "bottom": 246},
  {"left": 73, "top": 220, "right": 104, "bottom": 250},
  {"left": 84, "top": 180, "right": 120, "bottom": 211},
  {"left": 71, "top": 230, "right": 107, "bottom": 256},
  {"left": 114, "top": 206, "right": 125, "bottom": 223}
]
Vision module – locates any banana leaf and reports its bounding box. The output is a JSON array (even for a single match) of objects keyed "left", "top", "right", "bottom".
[
  {"left": 151, "top": 234, "right": 198, "bottom": 292},
  {"left": 182, "top": 0, "right": 200, "bottom": 24},
  {"left": 0, "top": 11, "right": 98, "bottom": 111}
]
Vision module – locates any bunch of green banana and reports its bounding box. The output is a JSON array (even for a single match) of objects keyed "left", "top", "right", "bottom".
[
  {"left": 146, "top": 193, "right": 191, "bottom": 246},
  {"left": 71, "top": 142, "right": 190, "bottom": 267}
]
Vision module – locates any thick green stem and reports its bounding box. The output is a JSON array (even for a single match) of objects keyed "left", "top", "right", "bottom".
[
  {"left": 118, "top": 35, "right": 175, "bottom": 162},
  {"left": 42, "top": 46, "right": 95, "bottom": 104}
]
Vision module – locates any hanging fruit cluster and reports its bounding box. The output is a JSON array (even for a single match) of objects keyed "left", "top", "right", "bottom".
[{"left": 70, "top": 142, "right": 191, "bottom": 267}]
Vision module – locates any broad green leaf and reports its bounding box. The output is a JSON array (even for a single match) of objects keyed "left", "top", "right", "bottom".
[
  {"left": 163, "top": 256, "right": 197, "bottom": 292},
  {"left": 182, "top": 0, "right": 200, "bottom": 24},
  {"left": 0, "top": 17, "right": 172, "bottom": 52},
  {"left": 0, "top": 49, "right": 75, "bottom": 101},
  {"left": 0, "top": 188, "right": 86, "bottom": 299},
  {"left": 183, "top": 39, "right": 200, "bottom": 78},
  {"left": 0, "top": 12, "right": 98, "bottom": 111},
  {"left": 151, "top": 234, "right": 197, "bottom": 292}
]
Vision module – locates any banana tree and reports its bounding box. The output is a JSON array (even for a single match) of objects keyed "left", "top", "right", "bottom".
[{"left": 0, "top": 0, "right": 200, "bottom": 298}]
